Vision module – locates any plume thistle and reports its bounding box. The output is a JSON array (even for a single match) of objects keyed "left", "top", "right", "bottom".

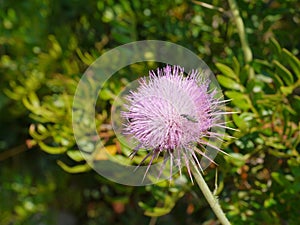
[{"left": 122, "top": 65, "right": 230, "bottom": 181}]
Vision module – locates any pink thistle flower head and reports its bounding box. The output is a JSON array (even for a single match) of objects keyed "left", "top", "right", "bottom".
[{"left": 122, "top": 65, "right": 227, "bottom": 181}]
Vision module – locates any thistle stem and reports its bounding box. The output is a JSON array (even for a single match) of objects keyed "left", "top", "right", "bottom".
[{"left": 191, "top": 165, "right": 231, "bottom": 225}]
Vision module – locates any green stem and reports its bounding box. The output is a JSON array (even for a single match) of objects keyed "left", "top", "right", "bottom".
[
  {"left": 228, "top": 0, "right": 254, "bottom": 79},
  {"left": 191, "top": 164, "right": 231, "bottom": 225}
]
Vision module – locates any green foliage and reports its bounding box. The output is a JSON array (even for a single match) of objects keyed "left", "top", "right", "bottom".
[
  {"left": 1, "top": 0, "right": 300, "bottom": 224},
  {"left": 216, "top": 38, "right": 300, "bottom": 225},
  {"left": 139, "top": 176, "right": 189, "bottom": 217}
]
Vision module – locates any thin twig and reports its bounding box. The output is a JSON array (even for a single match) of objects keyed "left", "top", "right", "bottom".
[
  {"left": 0, "top": 144, "right": 28, "bottom": 161},
  {"left": 192, "top": 0, "right": 225, "bottom": 13},
  {"left": 149, "top": 216, "right": 158, "bottom": 225}
]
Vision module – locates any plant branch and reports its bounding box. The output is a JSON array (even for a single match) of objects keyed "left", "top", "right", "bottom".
[
  {"left": 228, "top": 0, "right": 254, "bottom": 78},
  {"left": 0, "top": 144, "right": 28, "bottom": 161}
]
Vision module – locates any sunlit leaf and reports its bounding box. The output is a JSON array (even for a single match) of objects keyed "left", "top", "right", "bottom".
[
  {"left": 99, "top": 89, "right": 116, "bottom": 100},
  {"left": 232, "top": 57, "right": 240, "bottom": 76},
  {"left": 139, "top": 202, "right": 172, "bottom": 217},
  {"left": 224, "top": 153, "right": 247, "bottom": 167},
  {"left": 280, "top": 86, "right": 294, "bottom": 95},
  {"left": 38, "top": 141, "right": 67, "bottom": 154},
  {"left": 232, "top": 114, "right": 248, "bottom": 131},
  {"left": 225, "top": 91, "right": 251, "bottom": 110},
  {"left": 67, "top": 150, "right": 85, "bottom": 162},
  {"left": 29, "top": 124, "right": 49, "bottom": 140},
  {"left": 217, "top": 75, "right": 243, "bottom": 91},
  {"left": 216, "top": 62, "right": 238, "bottom": 79},
  {"left": 57, "top": 160, "right": 91, "bottom": 173}
]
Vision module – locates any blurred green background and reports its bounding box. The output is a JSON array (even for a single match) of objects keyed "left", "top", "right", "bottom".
[{"left": 0, "top": 0, "right": 299, "bottom": 224}]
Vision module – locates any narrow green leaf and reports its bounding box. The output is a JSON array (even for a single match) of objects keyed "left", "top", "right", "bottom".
[
  {"left": 269, "top": 37, "right": 281, "bottom": 56},
  {"left": 99, "top": 88, "right": 115, "bottom": 100},
  {"left": 232, "top": 57, "right": 240, "bottom": 76},
  {"left": 224, "top": 91, "right": 244, "bottom": 99},
  {"left": 271, "top": 172, "right": 289, "bottom": 186},
  {"left": 225, "top": 91, "right": 251, "bottom": 110},
  {"left": 57, "top": 160, "right": 91, "bottom": 173},
  {"left": 224, "top": 153, "right": 246, "bottom": 167},
  {"left": 217, "top": 75, "right": 243, "bottom": 91},
  {"left": 266, "top": 68, "right": 284, "bottom": 88},
  {"left": 67, "top": 150, "right": 85, "bottom": 162},
  {"left": 38, "top": 141, "right": 67, "bottom": 154},
  {"left": 266, "top": 141, "right": 286, "bottom": 150},
  {"left": 280, "top": 86, "right": 294, "bottom": 95},
  {"left": 253, "top": 59, "right": 272, "bottom": 68},
  {"left": 246, "top": 79, "right": 264, "bottom": 93},
  {"left": 76, "top": 48, "right": 95, "bottom": 65},
  {"left": 291, "top": 95, "right": 300, "bottom": 112},
  {"left": 256, "top": 74, "right": 273, "bottom": 83},
  {"left": 139, "top": 201, "right": 172, "bottom": 217},
  {"left": 22, "top": 92, "right": 40, "bottom": 112},
  {"left": 282, "top": 48, "right": 300, "bottom": 78},
  {"left": 264, "top": 198, "right": 277, "bottom": 208},
  {"left": 3, "top": 88, "right": 24, "bottom": 101},
  {"left": 48, "top": 35, "right": 62, "bottom": 58},
  {"left": 232, "top": 114, "right": 248, "bottom": 131},
  {"left": 273, "top": 60, "right": 294, "bottom": 85},
  {"left": 232, "top": 99, "right": 250, "bottom": 110},
  {"left": 144, "top": 206, "right": 172, "bottom": 217},
  {"left": 112, "top": 32, "right": 133, "bottom": 44},
  {"left": 216, "top": 63, "right": 237, "bottom": 79},
  {"left": 240, "top": 64, "right": 250, "bottom": 85},
  {"left": 29, "top": 125, "right": 49, "bottom": 140},
  {"left": 37, "top": 124, "right": 47, "bottom": 133},
  {"left": 282, "top": 104, "right": 297, "bottom": 115}
]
